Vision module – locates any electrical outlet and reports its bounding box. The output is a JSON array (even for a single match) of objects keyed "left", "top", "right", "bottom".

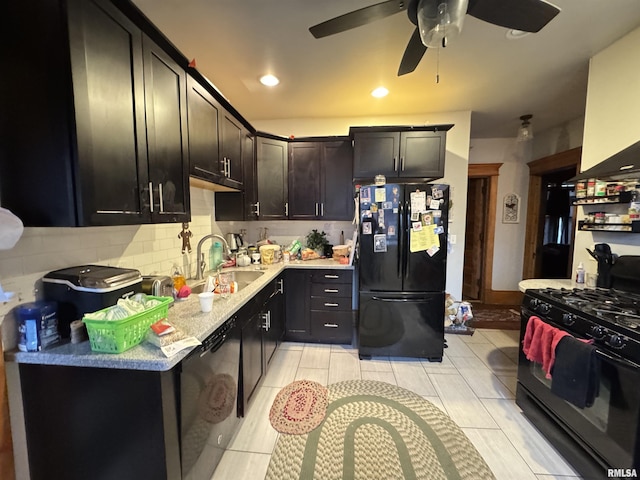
[{"left": 449, "top": 234, "right": 457, "bottom": 245}]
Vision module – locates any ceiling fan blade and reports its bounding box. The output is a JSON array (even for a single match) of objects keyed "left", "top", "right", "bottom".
[
  {"left": 467, "top": 0, "right": 560, "bottom": 32},
  {"left": 398, "top": 27, "right": 427, "bottom": 76},
  {"left": 309, "top": 0, "right": 408, "bottom": 39}
]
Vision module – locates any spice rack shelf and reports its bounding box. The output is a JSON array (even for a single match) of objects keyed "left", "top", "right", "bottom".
[
  {"left": 573, "top": 191, "right": 634, "bottom": 206},
  {"left": 578, "top": 220, "right": 640, "bottom": 233}
]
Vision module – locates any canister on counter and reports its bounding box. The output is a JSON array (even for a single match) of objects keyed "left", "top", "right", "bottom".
[{"left": 17, "top": 301, "right": 60, "bottom": 352}]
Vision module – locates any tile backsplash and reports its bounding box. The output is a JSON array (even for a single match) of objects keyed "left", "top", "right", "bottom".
[
  {"left": 0, "top": 185, "right": 356, "bottom": 346},
  {"left": 0, "top": 187, "right": 215, "bottom": 332}
]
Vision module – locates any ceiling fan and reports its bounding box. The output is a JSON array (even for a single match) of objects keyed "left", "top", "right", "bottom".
[{"left": 309, "top": 0, "right": 560, "bottom": 76}]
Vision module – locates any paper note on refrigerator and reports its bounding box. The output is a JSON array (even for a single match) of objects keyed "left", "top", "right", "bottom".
[
  {"left": 410, "top": 191, "right": 427, "bottom": 213},
  {"left": 374, "top": 188, "right": 386, "bottom": 203},
  {"left": 410, "top": 224, "right": 440, "bottom": 253}
]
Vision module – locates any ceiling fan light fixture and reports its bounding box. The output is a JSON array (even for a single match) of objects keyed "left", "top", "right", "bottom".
[
  {"left": 417, "top": 0, "right": 468, "bottom": 48},
  {"left": 506, "top": 29, "right": 531, "bottom": 40},
  {"left": 371, "top": 86, "right": 389, "bottom": 98},
  {"left": 259, "top": 74, "right": 280, "bottom": 87},
  {"left": 516, "top": 114, "right": 534, "bottom": 142}
]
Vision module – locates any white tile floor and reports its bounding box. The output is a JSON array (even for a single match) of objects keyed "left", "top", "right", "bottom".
[{"left": 212, "top": 329, "right": 583, "bottom": 480}]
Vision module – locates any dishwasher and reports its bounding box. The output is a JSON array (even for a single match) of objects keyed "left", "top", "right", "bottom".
[{"left": 180, "top": 316, "right": 241, "bottom": 480}]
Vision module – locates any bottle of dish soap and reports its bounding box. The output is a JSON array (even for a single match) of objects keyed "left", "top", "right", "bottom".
[
  {"left": 575, "top": 262, "right": 585, "bottom": 284},
  {"left": 209, "top": 241, "right": 223, "bottom": 271}
]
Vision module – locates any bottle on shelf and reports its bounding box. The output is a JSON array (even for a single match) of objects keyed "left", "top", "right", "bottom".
[{"left": 575, "top": 262, "right": 585, "bottom": 284}]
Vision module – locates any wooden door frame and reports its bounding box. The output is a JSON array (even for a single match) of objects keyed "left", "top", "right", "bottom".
[
  {"left": 467, "top": 163, "right": 502, "bottom": 302},
  {"left": 522, "top": 147, "right": 582, "bottom": 279}
]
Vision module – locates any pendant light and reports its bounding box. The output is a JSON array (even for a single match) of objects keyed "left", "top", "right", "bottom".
[
  {"left": 517, "top": 114, "right": 534, "bottom": 142},
  {"left": 417, "top": 0, "right": 468, "bottom": 48}
]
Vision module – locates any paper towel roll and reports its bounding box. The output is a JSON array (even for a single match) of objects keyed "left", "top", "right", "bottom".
[{"left": 0, "top": 207, "right": 23, "bottom": 249}]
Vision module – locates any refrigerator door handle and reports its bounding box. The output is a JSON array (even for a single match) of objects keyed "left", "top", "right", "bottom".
[
  {"left": 371, "top": 296, "right": 433, "bottom": 303},
  {"left": 398, "top": 201, "right": 404, "bottom": 280},
  {"left": 404, "top": 201, "right": 410, "bottom": 279}
]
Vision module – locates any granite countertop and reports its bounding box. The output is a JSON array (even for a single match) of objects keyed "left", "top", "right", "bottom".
[
  {"left": 518, "top": 278, "right": 585, "bottom": 292},
  {"left": 6, "top": 259, "right": 353, "bottom": 371}
]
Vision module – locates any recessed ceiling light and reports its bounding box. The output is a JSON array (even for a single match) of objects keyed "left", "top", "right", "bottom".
[
  {"left": 506, "top": 29, "right": 531, "bottom": 40},
  {"left": 259, "top": 74, "right": 280, "bottom": 87},
  {"left": 371, "top": 87, "right": 389, "bottom": 98}
]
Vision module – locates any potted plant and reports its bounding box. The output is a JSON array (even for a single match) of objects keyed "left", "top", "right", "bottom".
[{"left": 305, "top": 229, "right": 329, "bottom": 257}]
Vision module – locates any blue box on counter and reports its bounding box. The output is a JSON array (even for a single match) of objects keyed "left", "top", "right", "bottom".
[{"left": 17, "top": 301, "right": 60, "bottom": 352}]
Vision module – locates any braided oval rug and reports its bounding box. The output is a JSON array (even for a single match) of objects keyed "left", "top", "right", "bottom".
[{"left": 266, "top": 379, "right": 495, "bottom": 480}]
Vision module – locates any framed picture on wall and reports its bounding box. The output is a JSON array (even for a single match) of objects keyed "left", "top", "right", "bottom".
[{"left": 503, "top": 193, "right": 520, "bottom": 224}]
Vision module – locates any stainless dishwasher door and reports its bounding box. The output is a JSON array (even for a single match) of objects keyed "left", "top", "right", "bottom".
[{"left": 180, "top": 317, "right": 240, "bottom": 480}]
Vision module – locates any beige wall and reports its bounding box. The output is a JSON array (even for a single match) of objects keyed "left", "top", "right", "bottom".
[
  {"left": 253, "top": 111, "right": 472, "bottom": 301},
  {"left": 573, "top": 26, "right": 640, "bottom": 275},
  {"left": 469, "top": 138, "right": 529, "bottom": 291}
]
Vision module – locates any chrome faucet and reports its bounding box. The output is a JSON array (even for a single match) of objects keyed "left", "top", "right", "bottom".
[{"left": 195, "top": 234, "right": 231, "bottom": 280}]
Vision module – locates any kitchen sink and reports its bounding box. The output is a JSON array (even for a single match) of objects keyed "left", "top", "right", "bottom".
[{"left": 190, "top": 270, "right": 265, "bottom": 294}]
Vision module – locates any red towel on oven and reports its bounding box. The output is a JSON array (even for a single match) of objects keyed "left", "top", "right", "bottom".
[{"left": 522, "top": 315, "right": 570, "bottom": 379}]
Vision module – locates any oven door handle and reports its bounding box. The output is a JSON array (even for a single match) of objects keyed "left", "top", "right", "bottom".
[{"left": 595, "top": 349, "right": 640, "bottom": 370}]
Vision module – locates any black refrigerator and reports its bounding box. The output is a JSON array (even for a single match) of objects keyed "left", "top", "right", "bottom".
[{"left": 358, "top": 183, "right": 448, "bottom": 361}]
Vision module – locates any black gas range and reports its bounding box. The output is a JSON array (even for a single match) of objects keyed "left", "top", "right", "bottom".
[
  {"left": 518, "top": 285, "right": 640, "bottom": 480},
  {"left": 525, "top": 287, "right": 640, "bottom": 364}
]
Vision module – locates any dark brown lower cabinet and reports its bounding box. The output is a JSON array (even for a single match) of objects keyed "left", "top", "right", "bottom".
[
  {"left": 18, "top": 363, "right": 180, "bottom": 480},
  {"left": 239, "top": 276, "right": 284, "bottom": 415},
  {"left": 285, "top": 269, "right": 354, "bottom": 344}
]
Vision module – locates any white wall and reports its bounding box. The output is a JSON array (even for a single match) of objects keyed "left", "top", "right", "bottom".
[
  {"left": 253, "top": 111, "right": 472, "bottom": 300},
  {"left": 468, "top": 138, "right": 529, "bottom": 290},
  {"left": 532, "top": 116, "right": 585, "bottom": 160},
  {"left": 573, "top": 26, "right": 640, "bottom": 276}
]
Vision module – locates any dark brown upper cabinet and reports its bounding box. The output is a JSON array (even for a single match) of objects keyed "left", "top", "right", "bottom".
[
  {"left": 187, "top": 76, "right": 244, "bottom": 190},
  {"left": 351, "top": 125, "right": 453, "bottom": 183},
  {"left": 221, "top": 113, "right": 243, "bottom": 188},
  {"left": 0, "top": 0, "right": 189, "bottom": 226},
  {"left": 214, "top": 131, "right": 256, "bottom": 221},
  {"left": 288, "top": 139, "right": 354, "bottom": 221},
  {"left": 187, "top": 77, "right": 222, "bottom": 183},
  {"left": 256, "top": 134, "right": 289, "bottom": 220}
]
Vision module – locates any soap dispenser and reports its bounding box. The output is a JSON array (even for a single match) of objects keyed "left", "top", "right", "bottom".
[
  {"left": 575, "top": 262, "right": 585, "bottom": 284},
  {"left": 209, "top": 241, "right": 223, "bottom": 271}
]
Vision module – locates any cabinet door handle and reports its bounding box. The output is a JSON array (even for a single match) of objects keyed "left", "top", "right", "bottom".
[
  {"left": 324, "top": 274, "right": 339, "bottom": 279},
  {"left": 324, "top": 323, "right": 338, "bottom": 328},
  {"left": 321, "top": 203, "right": 324, "bottom": 216},
  {"left": 401, "top": 157, "right": 405, "bottom": 171},
  {"left": 158, "top": 183, "right": 164, "bottom": 212},
  {"left": 393, "top": 156, "right": 397, "bottom": 171},
  {"left": 285, "top": 202, "right": 289, "bottom": 216},
  {"left": 315, "top": 203, "right": 319, "bottom": 216},
  {"left": 324, "top": 289, "right": 339, "bottom": 293},
  {"left": 277, "top": 279, "right": 284, "bottom": 294},
  {"left": 254, "top": 202, "right": 260, "bottom": 217},
  {"left": 226, "top": 158, "right": 231, "bottom": 177},
  {"left": 324, "top": 302, "right": 339, "bottom": 307},
  {"left": 148, "top": 182, "right": 154, "bottom": 213},
  {"left": 261, "top": 312, "right": 270, "bottom": 331}
]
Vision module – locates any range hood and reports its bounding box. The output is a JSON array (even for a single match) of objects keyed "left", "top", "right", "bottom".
[{"left": 570, "top": 140, "right": 640, "bottom": 182}]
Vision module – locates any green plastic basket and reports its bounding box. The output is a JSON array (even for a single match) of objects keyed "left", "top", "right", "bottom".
[{"left": 82, "top": 296, "right": 173, "bottom": 353}]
